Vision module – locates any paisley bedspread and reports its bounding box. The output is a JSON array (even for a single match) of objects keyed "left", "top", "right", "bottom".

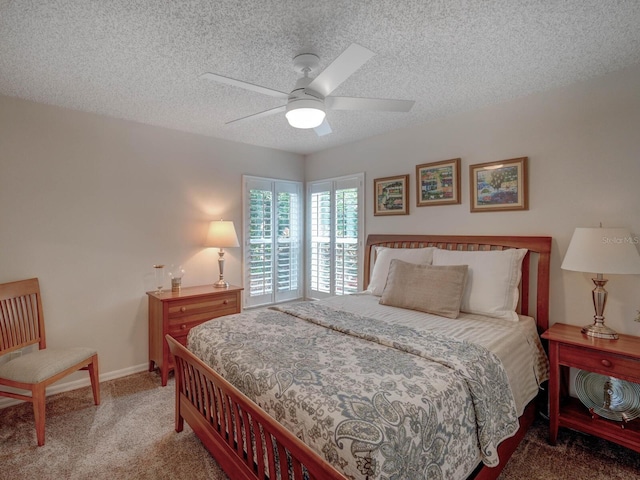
[{"left": 188, "top": 300, "right": 521, "bottom": 480}]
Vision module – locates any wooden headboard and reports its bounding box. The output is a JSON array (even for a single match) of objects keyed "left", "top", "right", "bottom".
[{"left": 363, "top": 234, "right": 552, "bottom": 333}]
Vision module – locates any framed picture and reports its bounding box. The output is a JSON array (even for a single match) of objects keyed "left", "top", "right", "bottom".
[
  {"left": 469, "top": 157, "right": 528, "bottom": 212},
  {"left": 374, "top": 174, "right": 410, "bottom": 216},
  {"left": 416, "top": 158, "right": 461, "bottom": 207}
]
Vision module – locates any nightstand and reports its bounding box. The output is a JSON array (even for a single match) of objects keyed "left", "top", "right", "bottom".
[
  {"left": 147, "top": 284, "right": 243, "bottom": 386},
  {"left": 542, "top": 323, "right": 640, "bottom": 452}
]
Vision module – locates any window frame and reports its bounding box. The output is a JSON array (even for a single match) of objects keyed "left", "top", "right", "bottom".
[
  {"left": 306, "top": 173, "right": 365, "bottom": 299},
  {"left": 242, "top": 175, "right": 304, "bottom": 308}
]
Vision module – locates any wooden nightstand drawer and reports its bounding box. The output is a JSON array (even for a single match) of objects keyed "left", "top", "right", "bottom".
[
  {"left": 168, "top": 320, "right": 201, "bottom": 337},
  {"left": 168, "top": 303, "right": 237, "bottom": 328},
  {"left": 559, "top": 343, "right": 639, "bottom": 379},
  {"left": 168, "top": 294, "right": 237, "bottom": 319}
]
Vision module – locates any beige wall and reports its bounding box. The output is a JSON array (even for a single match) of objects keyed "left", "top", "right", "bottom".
[
  {"left": 306, "top": 64, "right": 640, "bottom": 336},
  {"left": 2, "top": 64, "right": 640, "bottom": 404},
  {"left": 0, "top": 95, "right": 304, "bottom": 397}
]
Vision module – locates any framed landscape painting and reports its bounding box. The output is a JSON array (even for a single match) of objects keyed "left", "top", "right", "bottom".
[
  {"left": 416, "top": 158, "right": 461, "bottom": 206},
  {"left": 374, "top": 174, "right": 409, "bottom": 216},
  {"left": 470, "top": 157, "right": 528, "bottom": 212}
]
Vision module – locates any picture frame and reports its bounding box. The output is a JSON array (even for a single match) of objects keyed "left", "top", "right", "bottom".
[
  {"left": 374, "top": 174, "right": 410, "bottom": 216},
  {"left": 415, "top": 158, "right": 461, "bottom": 207},
  {"left": 469, "top": 157, "right": 528, "bottom": 212}
]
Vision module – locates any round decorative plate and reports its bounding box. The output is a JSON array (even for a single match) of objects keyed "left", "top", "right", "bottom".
[{"left": 575, "top": 370, "right": 640, "bottom": 422}]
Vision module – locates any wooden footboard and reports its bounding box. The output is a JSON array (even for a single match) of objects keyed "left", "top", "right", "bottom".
[
  {"left": 166, "top": 335, "right": 347, "bottom": 480},
  {"left": 167, "top": 334, "right": 535, "bottom": 480}
]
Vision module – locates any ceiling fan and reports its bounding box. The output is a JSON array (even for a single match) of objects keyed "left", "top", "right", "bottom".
[{"left": 201, "top": 43, "right": 415, "bottom": 136}]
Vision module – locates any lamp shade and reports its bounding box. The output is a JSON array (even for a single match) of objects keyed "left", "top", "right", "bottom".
[
  {"left": 205, "top": 220, "right": 239, "bottom": 248},
  {"left": 561, "top": 227, "right": 640, "bottom": 274}
]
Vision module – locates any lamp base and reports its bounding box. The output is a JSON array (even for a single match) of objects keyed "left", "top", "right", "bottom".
[
  {"left": 581, "top": 275, "right": 618, "bottom": 339},
  {"left": 213, "top": 249, "right": 229, "bottom": 288},
  {"left": 581, "top": 322, "right": 619, "bottom": 340}
]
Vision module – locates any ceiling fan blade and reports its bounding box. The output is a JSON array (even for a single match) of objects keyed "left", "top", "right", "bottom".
[
  {"left": 225, "top": 105, "right": 287, "bottom": 125},
  {"left": 314, "top": 119, "right": 332, "bottom": 137},
  {"left": 326, "top": 96, "right": 415, "bottom": 112},
  {"left": 306, "top": 43, "right": 375, "bottom": 98},
  {"left": 201, "top": 73, "right": 289, "bottom": 99}
]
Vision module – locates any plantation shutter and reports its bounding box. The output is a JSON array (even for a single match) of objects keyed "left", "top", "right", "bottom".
[
  {"left": 307, "top": 174, "right": 364, "bottom": 299},
  {"left": 275, "top": 182, "right": 302, "bottom": 300},
  {"left": 335, "top": 178, "right": 360, "bottom": 295},
  {"left": 309, "top": 182, "right": 332, "bottom": 295},
  {"left": 243, "top": 176, "right": 302, "bottom": 308}
]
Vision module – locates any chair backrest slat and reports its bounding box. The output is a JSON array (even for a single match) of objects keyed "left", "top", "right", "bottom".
[{"left": 0, "top": 278, "right": 45, "bottom": 355}]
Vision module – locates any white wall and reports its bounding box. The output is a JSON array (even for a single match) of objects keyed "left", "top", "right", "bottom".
[
  {"left": 0, "top": 95, "right": 304, "bottom": 395},
  {"left": 306, "top": 64, "right": 640, "bottom": 336}
]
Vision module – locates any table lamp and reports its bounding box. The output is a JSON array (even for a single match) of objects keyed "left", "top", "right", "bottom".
[
  {"left": 205, "top": 220, "right": 239, "bottom": 288},
  {"left": 561, "top": 226, "right": 640, "bottom": 339}
]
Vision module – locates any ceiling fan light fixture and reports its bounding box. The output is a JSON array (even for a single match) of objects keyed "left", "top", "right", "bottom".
[
  {"left": 285, "top": 98, "right": 326, "bottom": 129},
  {"left": 203, "top": 43, "right": 414, "bottom": 135}
]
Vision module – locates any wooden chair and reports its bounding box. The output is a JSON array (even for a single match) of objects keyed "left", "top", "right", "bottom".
[{"left": 0, "top": 277, "right": 100, "bottom": 446}]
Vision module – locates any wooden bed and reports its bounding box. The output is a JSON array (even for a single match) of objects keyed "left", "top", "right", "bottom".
[{"left": 167, "top": 234, "right": 552, "bottom": 480}]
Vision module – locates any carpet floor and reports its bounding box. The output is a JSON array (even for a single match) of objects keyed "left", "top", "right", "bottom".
[{"left": 1, "top": 371, "right": 639, "bottom": 479}]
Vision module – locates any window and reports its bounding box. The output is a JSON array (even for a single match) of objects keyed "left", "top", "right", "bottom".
[
  {"left": 307, "top": 173, "right": 364, "bottom": 299},
  {"left": 243, "top": 176, "right": 303, "bottom": 308}
]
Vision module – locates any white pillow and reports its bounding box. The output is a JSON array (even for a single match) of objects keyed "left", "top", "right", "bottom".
[
  {"left": 367, "top": 246, "right": 435, "bottom": 296},
  {"left": 432, "top": 248, "right": 528, "bottom": 321}
]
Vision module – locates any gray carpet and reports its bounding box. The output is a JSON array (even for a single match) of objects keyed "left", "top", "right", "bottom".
[{"left": 1, "top": 372, "right": 639, "bottom": 479}]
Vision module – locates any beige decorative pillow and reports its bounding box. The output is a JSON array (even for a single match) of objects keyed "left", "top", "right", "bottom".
[{"left": 379, "top": 260, "right": 468, "bottom": 318}]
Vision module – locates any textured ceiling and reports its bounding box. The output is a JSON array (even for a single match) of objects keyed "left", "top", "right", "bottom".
[{"left": 1, "top": 1, "right": 640, "bottom": 155}]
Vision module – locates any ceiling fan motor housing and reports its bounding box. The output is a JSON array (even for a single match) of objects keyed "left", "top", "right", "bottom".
[{"left": 285, "top": 76, "right": 326, "bottom": 129}]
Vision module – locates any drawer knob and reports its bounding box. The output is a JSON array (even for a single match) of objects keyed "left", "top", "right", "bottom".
[
  {"left": 180, "top": 307, "right": 187, "bottom": 312},
  {"left": 223, "top": 300, "right": 229, "bottom": 304},
  {"left": 600, "top": 359, "right": 612, "bottom": 367},
  {"left": 180, "top": 324, "right": 186, "bottom": 330}
]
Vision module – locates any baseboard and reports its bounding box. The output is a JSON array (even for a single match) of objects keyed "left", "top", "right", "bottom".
[{"left": 0, "top": 363, "right": 150, "bottom": 410}]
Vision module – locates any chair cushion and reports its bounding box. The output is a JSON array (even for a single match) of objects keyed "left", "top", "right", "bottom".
[{"left": 0, "top": 347, "right": 96, "bottom": 384}]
